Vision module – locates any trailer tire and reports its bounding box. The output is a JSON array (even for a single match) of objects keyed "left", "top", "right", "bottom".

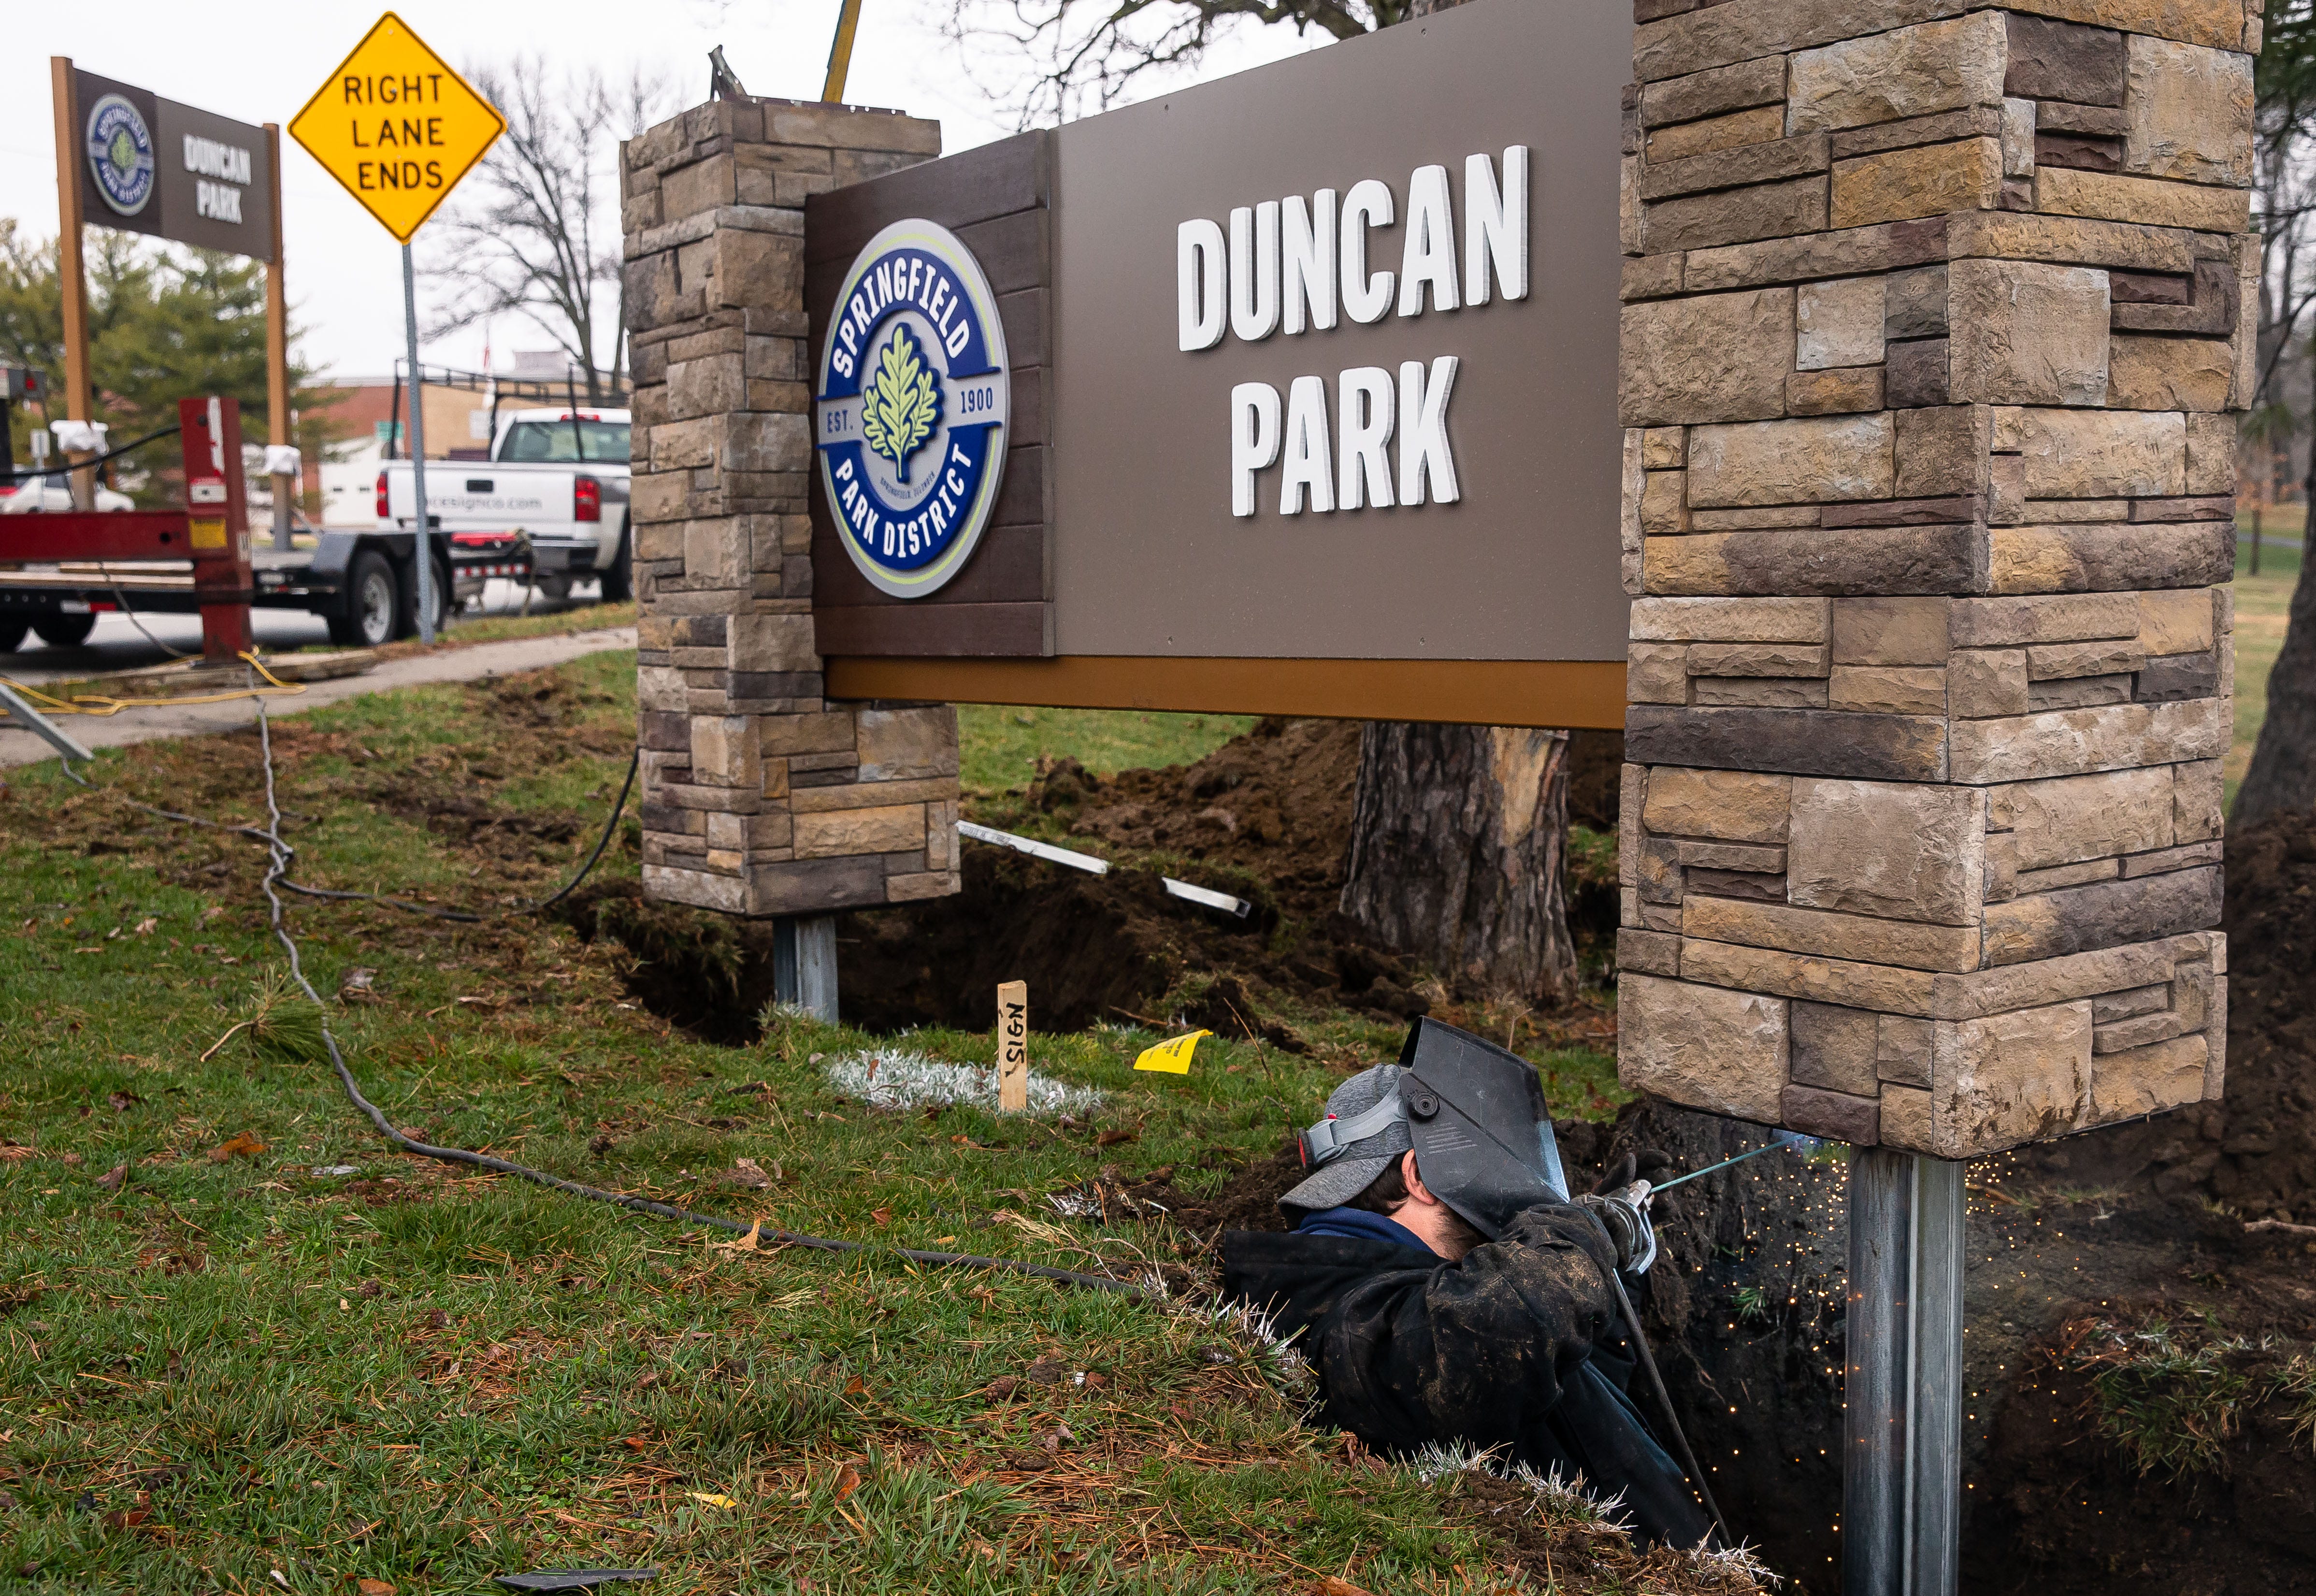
[
  {"left": 394, "top": 556, "right": 451, "bottom": 641},
  {"left": 598, "top": 524, "right": 633, "bottom": 603},
  {"left": 0, "top": 619, "right": 26, "bottom": 653},
  {"left": 32, "top": 613, "right": 96, "bottom": 648},
  {"left": 330, "top": 551, "right": 399, "bottom": 648}
]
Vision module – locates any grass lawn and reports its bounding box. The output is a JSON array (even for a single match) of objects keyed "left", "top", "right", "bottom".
[
  {"left": 0, "top": 658, "right": 1708, "bottom": 1595},
  {"left": 372, "top": 600, "right": 639, "bottom": 656},
  {"left": 956, "top": 706, "right": 1258, "bottom": 797}
]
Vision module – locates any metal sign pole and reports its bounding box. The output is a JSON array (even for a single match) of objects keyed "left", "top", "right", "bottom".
[
  {"left": 400, "top": 242, "right": 436, "bottom": 645},
  {"left": 263, "top": 121, "right": 295, "bottom": 552},
  {"left": 1843, "top": 1149, "right": 1964, "bottom": 1596}
]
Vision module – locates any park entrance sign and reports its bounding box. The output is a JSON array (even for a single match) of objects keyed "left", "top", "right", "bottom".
[
  {"left": 802, "top": 0, "right": 1633, "bottom": 728},
  {"left": 623, "top": 0, "right": 2255, "bottom": 1582}
]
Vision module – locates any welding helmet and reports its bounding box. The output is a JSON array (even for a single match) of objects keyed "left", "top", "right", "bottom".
[{"left": 1281, "top": 1018, "right": 1568, "bottom": 1238}]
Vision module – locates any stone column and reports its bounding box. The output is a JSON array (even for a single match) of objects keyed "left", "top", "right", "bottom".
[
  {"left": 620, "top": 100, "right": 963, "bottom": 919},
  {"left": 1614, "top": 0, "right": 2250, "bottom": 1159}
]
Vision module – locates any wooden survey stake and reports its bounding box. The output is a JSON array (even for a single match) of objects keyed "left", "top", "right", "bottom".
[{"left": 996, "top": 981, "right": 1028, "bottom": 1113}]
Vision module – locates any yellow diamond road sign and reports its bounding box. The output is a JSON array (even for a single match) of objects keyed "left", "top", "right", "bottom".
[{"left": 288, "top": 12, "right": 504, "bottom": 244}]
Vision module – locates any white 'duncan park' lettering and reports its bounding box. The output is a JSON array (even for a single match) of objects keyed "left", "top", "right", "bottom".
[
  {"left": 185, "top": 134, "right": 253, "bottom": 224},
  {"left": 196, "top": 179, "right": 243, "bottom": 222},
  {"left": 1231, "top": 358, "right": 1460, "bottom": 518},
  {"left": 1182, "top": 148, "right": 1523, "bottom": 518},
  {"left": 183, "top": 134, "right": 254, "bottom": 185}
]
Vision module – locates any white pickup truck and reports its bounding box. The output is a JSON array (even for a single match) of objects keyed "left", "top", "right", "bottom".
[{"left": 376, "top": 407, "right": 632, "bottom": 603}]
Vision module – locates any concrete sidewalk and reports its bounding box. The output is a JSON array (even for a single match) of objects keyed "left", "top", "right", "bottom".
[{"left": 0, "top": 627, "right": 636, "bottom": 771}]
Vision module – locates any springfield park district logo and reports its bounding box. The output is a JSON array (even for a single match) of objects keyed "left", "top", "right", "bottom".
[
  {"left": 816, "top": 220, "right": 1010, "bottom": 599},
  {"left": 85, "top": 94, "right": 157, "bottom": 217}
]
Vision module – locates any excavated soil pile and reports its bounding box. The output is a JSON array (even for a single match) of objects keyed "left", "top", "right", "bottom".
[
  {"left": 841, "top": 718, "right": 1624, "bottom": 1036},
  {"left": 1059, "top": 715, "right": 1364, "bottom": 927},
  {"left": 842, "top": 717, "right": 1457, "bottom": 1035},
  {"left": 2027, "top": 807, "right": 2316, "bottom": 1220},
  {"left": 837, "top": 846, "right": 1274, "bottom": 1034}
]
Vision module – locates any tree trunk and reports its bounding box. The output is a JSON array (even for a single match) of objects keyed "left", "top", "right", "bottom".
[
  {"left": 1339, "top": 722, "right": 1579, "bottom": 1006},
  {"left": 2236, "top": 358, "right": 2316, "bottom": 823},
  {"left": 2234, "top": 517, "right": 2316, "bottom": 820}
]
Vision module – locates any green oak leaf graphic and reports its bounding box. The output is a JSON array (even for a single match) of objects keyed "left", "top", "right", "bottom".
[{"left": 860, "top": 324, "right": 941, "bottom": 483}]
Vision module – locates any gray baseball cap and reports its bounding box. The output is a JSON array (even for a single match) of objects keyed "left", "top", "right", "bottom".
[{"left": 1279, "top": 1063, "right": 1412, "bottom": 1219}]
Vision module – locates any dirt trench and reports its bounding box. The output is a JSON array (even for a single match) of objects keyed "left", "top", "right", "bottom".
[
  {"left": 1582, "top": 1103, "right": 2316, "bottom": 1596},
  {"left": 571, "top": 717, "right": 1620, "bottom": 1044},
  {"left": 560, "top": 721, "right": 2316, "bottom": 1594}
]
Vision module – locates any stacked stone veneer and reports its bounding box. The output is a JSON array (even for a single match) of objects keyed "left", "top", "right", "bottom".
[
  {"left": 1612, "top": 0, "right": 2252, "bottom": 1157},
  {"left": 621, "top": 100, "right": 964, "bottom": 917}
]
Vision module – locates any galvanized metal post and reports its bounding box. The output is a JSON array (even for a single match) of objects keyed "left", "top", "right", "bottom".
[
  {"left": 772, "top": 916, "right": 839, "bottom": 1023},
  {"left": 1844, "top": 1149, "right": 1964, "bottom": 1596},
  {"left": 400, "top": 243, "right": 436, "bottom": 645}
]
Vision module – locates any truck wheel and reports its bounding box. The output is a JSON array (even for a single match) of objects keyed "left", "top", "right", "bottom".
[
  {"left": 329, "top": 551, "right": 399, "bottom": 648},
  {"left": 394, "top": 558, "right": 452, "bottom": 641},
  {"left": 598, "top": 527, "right": 633, "bottom": 603},
  {"left": 32, "top": 613, "right": 96, "bottom": 648},
  {"left": 0, "top": 619, "right": 26, "bottom": 653}
]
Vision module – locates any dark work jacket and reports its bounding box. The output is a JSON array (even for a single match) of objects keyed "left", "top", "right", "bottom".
[{"left": 1220, "top": 1203, "right": 1713, "bottom": 1549}]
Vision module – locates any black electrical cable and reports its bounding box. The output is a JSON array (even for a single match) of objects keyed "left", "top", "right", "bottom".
[
  {"left": 243, "top": 705, "right": 1141, "bottom": 1295},
  {"left": 61, "top": 711, "right": 1143, "bottom": 1298},
  {"left": 268, "top": 750, "right": 640, "bottom": 921},
  {"left": 2, "top": 422, "right": 184, "bottom": 483},
  {"left": 74, "top": 742, "right": 642, "bottom": 926},
  {"left": 95, "top": 560, "right": 195, "bottom": 661}
]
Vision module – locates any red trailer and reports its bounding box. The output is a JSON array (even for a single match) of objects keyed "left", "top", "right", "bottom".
[{"left": 0, "top": 396, "right": 532, "bottom": 655}]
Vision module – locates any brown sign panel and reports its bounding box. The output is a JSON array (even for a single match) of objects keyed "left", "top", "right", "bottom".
[
  {"left": 1050, "top": 0, "right": 1630, "bottom": 666},
  {"left": 73, "top": 69, "right": 276, "bottom": 262},
  {"left": 805, "top": 0, "right": 1631, "bottom": 723},
  {"left": 155, "top": 96, "right": 276, "bottom": 260}
]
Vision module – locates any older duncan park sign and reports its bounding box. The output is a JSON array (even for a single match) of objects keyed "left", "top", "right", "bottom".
[
  {"left": 67, "top": 67, "right": 279, "bottom": 260},
  {"left": 805, "top": 0, "right": 1632, "bottom": 727}
]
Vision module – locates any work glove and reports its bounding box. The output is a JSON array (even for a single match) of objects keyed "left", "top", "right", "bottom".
[
  {"left": 1574, "top": 1179, "right": 1657, "bottom": 1277},
  {"left": 1591, "top": 1148, "right": 1674, "bottom": 1196}
]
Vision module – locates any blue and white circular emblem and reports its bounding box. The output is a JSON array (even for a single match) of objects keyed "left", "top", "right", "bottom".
[
  {"left": 85, "top": 93, "right": 156, "bottom": 218},
  {"left": 816, "top": 219, "right": 1010, "bottom": 599}
]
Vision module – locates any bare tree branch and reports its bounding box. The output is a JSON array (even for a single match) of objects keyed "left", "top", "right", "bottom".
[
  {"left": 941, "top": 0, "right": 1397, "bottom": 129},
  {"left": 422, "top": 58, "right": 673, "bottom": 403}
]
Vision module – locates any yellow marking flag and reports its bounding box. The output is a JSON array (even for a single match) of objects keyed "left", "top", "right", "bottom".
[
  {"left": 1133, "top": 1030, "right": 1210, "bottom": 1075},
  {"left": 288, "top": 13, "right": 505, "bottom": 243}
]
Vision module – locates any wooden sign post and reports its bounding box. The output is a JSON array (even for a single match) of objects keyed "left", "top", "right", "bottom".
[{"left": 995, "top": 981, "right": 1028, "bottom": 1113}]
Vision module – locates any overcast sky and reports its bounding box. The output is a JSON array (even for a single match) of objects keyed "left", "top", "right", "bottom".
[{"left": 2, "top": 0, "right": 1321, "bottom": 383}]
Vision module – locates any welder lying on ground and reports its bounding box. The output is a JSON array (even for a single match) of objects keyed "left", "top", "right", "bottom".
[{"left": 1220, "top": 1019, "right": 1714, "bottom": 1549}]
